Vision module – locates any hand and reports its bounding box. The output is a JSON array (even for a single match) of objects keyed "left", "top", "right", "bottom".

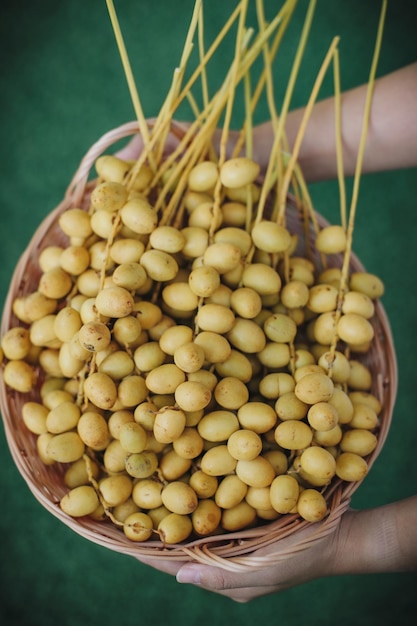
[
  {"left": 115, "top": 119, "right": 243, "bottom": 165},
  {"left": 114, "top": 118, "right": 190, "bottom": 162},
  {"left": 134, "top": 495, "right": 417, "bottom": 602},
  {"left": 134, "top": 511, "right": 346, "bottom": 602}
]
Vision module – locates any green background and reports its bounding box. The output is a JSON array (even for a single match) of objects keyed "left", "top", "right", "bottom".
[{"left": 0, "top": 0, "right": 416, "bottom": 623}]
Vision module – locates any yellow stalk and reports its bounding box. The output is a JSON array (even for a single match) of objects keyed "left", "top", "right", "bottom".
[
  {"left": 125, "top": 1, "right": 201, "bottom": 183},
  {"left": 105, "top": 0, "right": 155, "bottom": 170},
  {"left": 198, "top": 5, "right": 210, "bottom": 110},
  {"left": 279, "top": 36, "right": 340, "bottom": 217},
  {"left": 328, "top": 0, "right": 387, "bottom": 359},
  {"left": 172, "top": 3, "right": 243, "bottom": 116},
  {"left": 123, "top": 2, "right": 244, "bottom": 197},
  {"left": 256, "top": 0, "right": 317, "bottom": 224},
  {"left": 232, "top": 0, "right": 298, "bottom": 159},
  {"left": 347, "top": 0, "right": 387, "bottom": 234},
  {"left": 159, "top": 6, "right": 288, "bottom": 178},
  {"left": 333, "top": 48, "right": 347, "bottom": 230},
  {"left": 179, "top": 0, "right": 203, "bottom": 68},
  {"left": 255, "top": 0, "right": 282, "bottom": 206},
  {"left": 185, "top": 90, "right": 202, "bottom": 120},
  {"left": 218, "top": 4, "right": 251, "bottom": 167},
  {"left": 143, "top": 0, "right": 286, "bottom": 204},
  {"left": 243, "top": 70, "right": 254, "bottom": 232},
  {"left": 243, "top": 70, "right": 254, "bottom": 160},
  {"left": 255, "top": 0, "right": 279, "bottom": 130}
]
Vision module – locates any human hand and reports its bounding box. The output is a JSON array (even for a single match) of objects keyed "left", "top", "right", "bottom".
[
  {"left": 115, "top": 119, "right": 243, "bottom": 165},
  {"left": 136, "top": 495, "right": 417, "bottom": 601},
  {"left": 114, "top": 118, "right": 190, "bottom": 162},
  {"left": 134, "top": 511, "right": 348, "bottom": 603}
]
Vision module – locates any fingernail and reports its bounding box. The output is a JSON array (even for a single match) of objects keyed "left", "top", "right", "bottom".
[{"left": 177, "top": 565, "right": 201, "bottom": 585}]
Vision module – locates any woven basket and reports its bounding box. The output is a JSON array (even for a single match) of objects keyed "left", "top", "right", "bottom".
[{"left": 0, "top": 122, "right": 398, "bottom": 571}]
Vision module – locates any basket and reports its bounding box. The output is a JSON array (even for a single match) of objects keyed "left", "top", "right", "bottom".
[{"left": 0, "top": 122, "right": 398, "bottom": 571}]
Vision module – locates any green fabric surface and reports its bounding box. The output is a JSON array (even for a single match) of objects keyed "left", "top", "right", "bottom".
[{"left": 0, "top": 0, "right": 416, "bottom": 623}]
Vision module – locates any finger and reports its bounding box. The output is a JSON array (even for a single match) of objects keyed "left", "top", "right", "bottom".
[
  {"left": 176, "top": 563, "right": 282, "bottom": 602},
  {"left": 176, "top": 562, "right": 281, "bottom": 592},
  {"left": 115, "top": 135, "right": 145, "bottom": 161},
  {"left": 135, "top": 557, "right": 277, "bottom": 602},
  {"left": 114, "top": 120, "right": 190, "bottom": 162}
]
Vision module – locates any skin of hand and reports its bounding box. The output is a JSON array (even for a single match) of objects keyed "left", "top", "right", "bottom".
[
  {"left": 135, "top": 513, "right": 339, "bottom": 602},
  {"left": 134, "top": 496, "right": 417, "bottom": 603},
  {"left": 115, "top": 118, "right": 189, "bottom": 162}
]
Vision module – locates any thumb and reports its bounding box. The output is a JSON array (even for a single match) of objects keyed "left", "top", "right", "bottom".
[
  {"left": 115, "top": 119, "right": 190, "bottom": 161},
  {"left": 176, "top": 561, "right": 270, "bottom": 591},
  {"left": 114, "top": 134, "right": 145, "bottom": 161}
]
